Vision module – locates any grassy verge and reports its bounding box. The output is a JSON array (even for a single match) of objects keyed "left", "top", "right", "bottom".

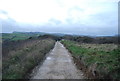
[
  {"left": 2, "top": 38, "right": 55, "bottom": 79},
  {"left": 61, "top": 40, "right": 120, "bottom": 79}
]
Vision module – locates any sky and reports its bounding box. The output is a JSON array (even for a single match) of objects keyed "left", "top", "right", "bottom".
[{"left": 0, "top": 0, "right": 119, "bottom": 36}]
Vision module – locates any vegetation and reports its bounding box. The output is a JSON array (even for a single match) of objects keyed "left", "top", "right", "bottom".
[
  {"left": 2, "top": 32, "right": 41, "bottom": 42},
  {"left": 2, "top": 32, "right": 119, "bottom": 79},
  {"left": 61, "top": 40, "right": 120, "bottom": 79},
  {"left": 2, "top": 32, "right": 63, "bottom": 42},
  {"left": 2, "top": 37, "right": 55, "bottom": 79},
  {"left": 62, "top": 35, "right": 118, "bottom": 44}
]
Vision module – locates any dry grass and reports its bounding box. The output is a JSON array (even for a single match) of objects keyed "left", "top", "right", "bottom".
[
  {"left": 76, "top": 43, "right": 118, "bottom": 52},
  {"left": 61, "top": 40, "right": 120, "bottom": 79},
  {"left": 2, "top": 38, "right": 55, "bottom": 79}
]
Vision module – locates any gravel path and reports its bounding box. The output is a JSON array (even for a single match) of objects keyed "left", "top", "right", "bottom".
[{"left": 31, "top": 41, "right": 85, "bottom": 79}]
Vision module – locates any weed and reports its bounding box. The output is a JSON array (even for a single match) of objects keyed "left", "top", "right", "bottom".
[{"left": 61, "top": 40, "right": 120, "bottom": 79}]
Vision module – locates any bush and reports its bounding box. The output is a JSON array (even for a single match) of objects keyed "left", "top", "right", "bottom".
[{"left": 2, "top": 38, "right": 55, "bottom": 79}]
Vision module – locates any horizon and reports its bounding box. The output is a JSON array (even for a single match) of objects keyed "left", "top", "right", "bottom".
[
  {"left": 0, "top": 0, "right": 119, "bottom": 36},
  {"left": 1, "top": 31, "right": 118, "bottom": 37}
]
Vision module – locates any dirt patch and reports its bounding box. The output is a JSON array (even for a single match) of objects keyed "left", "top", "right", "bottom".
[{"left": 72, "top": 56, "right": 99, "bottom": 79}]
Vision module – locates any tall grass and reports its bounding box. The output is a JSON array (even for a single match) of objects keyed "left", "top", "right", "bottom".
[
  {"left": 2, "top": 38, "right": 55, "bottom": 79},
  {"left": 61, "top": 40, "right": 120, "bottom": 79}
]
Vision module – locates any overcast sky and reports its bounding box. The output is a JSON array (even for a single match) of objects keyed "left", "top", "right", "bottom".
[{"left": 0, "top": 0, "right": 119, "bottom": 36}]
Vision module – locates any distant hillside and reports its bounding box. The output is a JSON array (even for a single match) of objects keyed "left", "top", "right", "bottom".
[
  {"left": 2, "top": 32, "right": 66, "bottom": 42},
  {"left": 13, "top": 31, "right": 47, "bottom": 35},
  {"left": 13, "top": 31, "right": 66, "bottom": 37},
  {"left": 2, "top": 32, "right": 40, "bottom": 41},
  {"left": 2, "top": 31, "right": 118, "bottom": 44}
]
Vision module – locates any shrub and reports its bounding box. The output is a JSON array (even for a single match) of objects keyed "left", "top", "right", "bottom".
[{"left": 2, "top": 38, "right": 55, "bottom": 79}]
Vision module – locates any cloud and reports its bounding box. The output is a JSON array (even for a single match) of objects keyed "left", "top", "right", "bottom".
[
  {"left": 48, "top": 18, "right": 62, "bottom": 25},
  {"left": 0, "top": 0, "right": 118, "bottom": 36}
]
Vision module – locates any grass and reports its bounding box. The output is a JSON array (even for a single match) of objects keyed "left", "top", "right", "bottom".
[
  {"left": 2, "top": 33, "right": 40, "bottom": 41},
  {"left": 2, "top": 38, "right": 55, "bottom": 79},
  {"left": 61, "top": 40, "right": 120, "bottom": 79}
]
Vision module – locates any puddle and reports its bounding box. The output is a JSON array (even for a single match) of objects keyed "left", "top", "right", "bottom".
[
  {"left": 61, "top": 45, "right": 64, "bottom": 48},
  {"left": 46, "top": 57, "right": 52, "bottom": 60}
]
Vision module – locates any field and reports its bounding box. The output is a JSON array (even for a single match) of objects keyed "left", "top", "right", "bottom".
[
  {"left": 2, "top": 32, "right": 42, "bottom": 42},
  {"left": 61, "top": 40, "right": 120, "bottom": 79},
  {"left": 2, "top": 32, "right": 119, "bottom": 79},
  {"left": 2, "top": 32, "right": 44, "bottom": 41},
  {"left": 2, "top": 36, "right": 55, "bottom": 79},
  {"left": 2, "top": 32, "right": 64, "bottom": 42}
]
